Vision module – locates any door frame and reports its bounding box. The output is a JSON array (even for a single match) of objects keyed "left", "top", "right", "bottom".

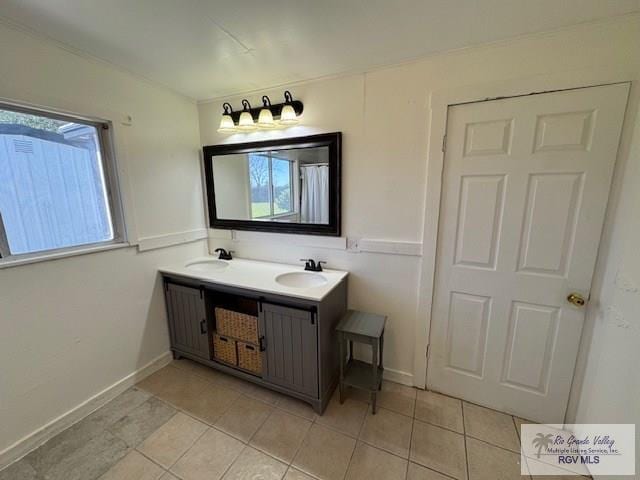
[{"left": 414, "top": 69, "right": 635, "bottom": 391}]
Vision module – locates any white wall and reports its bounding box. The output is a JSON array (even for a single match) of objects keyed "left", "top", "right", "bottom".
[
  {"left": 0, "top": 21, "right": 207, "bottom": 460},
  {"left": 213, "top": 154, "right": 250, "bottom": 219},
  {"left": 199, "top": 16, "right": 640, "bottom": 391}
]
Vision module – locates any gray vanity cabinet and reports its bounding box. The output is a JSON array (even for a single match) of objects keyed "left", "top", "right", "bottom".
[
  {"left": 165, "top": 283, "right": 209, "bottom": 359},
  {"left": 259, "top": 303, "right": 318, "bottom": 397},
  {"left": 162, "top": 273, "right": 347, "bottom": 413}
]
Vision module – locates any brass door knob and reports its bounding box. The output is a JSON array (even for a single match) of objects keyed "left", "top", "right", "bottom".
[{"left": 567, "top": 293, "right": 586, "bottom": 307}]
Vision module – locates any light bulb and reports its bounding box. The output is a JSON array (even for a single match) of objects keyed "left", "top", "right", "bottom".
[
  {"left": 238, "top": 111, "right": 256, "bottom": 131},
  {"left": 217, "top": 114, "right": 236, "bottom": 133},
  {"left": 279, "top": 104, "right": 298, "bottom": 125},
  {"left": 258, "top": 108, "right": 276, "bottom": 129}
]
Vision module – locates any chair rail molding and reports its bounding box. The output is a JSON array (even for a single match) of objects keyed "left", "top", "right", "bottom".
[
  {"left": 208, "top": 228, "right": 423, "bottom": 256},
  {"left": 137, "top": 228, "right": 208, "bottom": 252}
]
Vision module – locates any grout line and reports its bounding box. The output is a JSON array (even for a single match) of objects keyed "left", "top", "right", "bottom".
[
  {"left": 216, "top": 444, "right": 249, "bottom": 480},
  {"left": 464, "top": 432, "right": 522, "bottom": 455},
  {"left": 464, "top": 434, "right": 522, "bottom": 455},
  {"left": 354, "top": 407, "right": 413, "bottom": 462},
  {"left": 288, "top": 413, "right": 315, "bottom": 468},
  {"left": 246, "top": 407, "right": 307, "bottom": 467},
  {"left": 131, "top": 420, "right": 207, "bottom": 480},
  {"left": 339, "top": 400, "right": 371, "bottom": 478},
  {"left": 289, "top": 465, "right": 323, "bottom": 480},
  {"left": 412, "top": 416, "right": 464, "bottom": 436},
  {"left": 356, "top": 436, "right": 411, "bottom": 464},
  {"left": 137, "top": 393, "right": 248, "bottom": 478},
  {"left": 461, "top": 402, "right": 470, "bottom": 480},
  {"left": 513, "top": 415, "right": 522, "bottom": 440},
  {"left": 409, "top": 457, "right": 462, "bottom": 480},
  {"left": 134, "top": 447, "right": 173, "bottom": 475},
  {"left": 406, "top": 406, "right": 415, "bottom": 480},
  {"left": 342, "top": 440, "right": 358, "bottom": 480},
  {"left": 248, "top": 439, "right": 300, "bottom": 469},
  {"left": 354, "top": 404, "right": 369, "bottom": 439},
  {"left": 460, "top": 401, "right": 466, "bottom": 435},
  {"left": 162, "top": 420, "right": 210, "bottom": 475},
  {"left": 243, "top": 401, "right": 275, "bottom": 446},
  {"left": 412, "top": 461, "right": 460, "bottom": 480},
  {"left": 458, "top": 396, "right": 528, "bottom": 421}
]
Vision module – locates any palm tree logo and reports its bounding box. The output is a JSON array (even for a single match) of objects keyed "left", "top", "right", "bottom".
[{"left": 532, "top": 433, "right": 554, "bottom": 458}]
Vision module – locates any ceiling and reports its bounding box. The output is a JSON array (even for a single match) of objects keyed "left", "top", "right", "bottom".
[{"left": 1, "top": 1, "right": 638, "bottom": 101}]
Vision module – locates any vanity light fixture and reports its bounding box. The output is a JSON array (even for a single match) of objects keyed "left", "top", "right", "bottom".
[
  {"left": 216, "top": 91, "right": 304, "bottom": 134},
  {"left": 217, "top": 102, "right": 236, "bottom": 133},
  {"left": 279, "top": 90, "right": 299, "bottom": 125},
  {"left": 238, "top": 99, "right": 257, "bottom": 131},
  {"left": 258, "top": 96, "right": 276, "bottom": 129}
]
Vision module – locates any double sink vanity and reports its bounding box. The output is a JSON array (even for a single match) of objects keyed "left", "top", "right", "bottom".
[
  {"left": 160, "top": 131, "right": 348, "bottom": 413},
  {"left": 160, "top": 257, "right": 348, "bottom": 413}
]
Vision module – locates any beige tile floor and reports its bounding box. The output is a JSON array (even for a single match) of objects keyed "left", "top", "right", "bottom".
[{"left": 0, "top": 359, "right": 590, "bottom": 480}]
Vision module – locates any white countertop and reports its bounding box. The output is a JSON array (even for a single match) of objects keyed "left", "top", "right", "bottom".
[{"left": 159, "top": 256, "right": 348, "bottom": 301}]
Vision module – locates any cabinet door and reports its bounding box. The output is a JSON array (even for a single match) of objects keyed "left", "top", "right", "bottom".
[
  {"left": 259, "top": 303, "right": 318, "bottom": 397},
  {"left": 165, "top": 283, "right": 209, "bottom": 359}
]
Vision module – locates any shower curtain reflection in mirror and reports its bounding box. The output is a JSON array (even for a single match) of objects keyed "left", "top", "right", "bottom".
[
  {"left": 211, "top": 145, "right": 330, "bottom": 225},
  {"left": 300, "top": 165, "right": 329, "bottom": 223}
]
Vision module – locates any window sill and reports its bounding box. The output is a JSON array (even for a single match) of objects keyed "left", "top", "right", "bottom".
[{"left": 0, "top": 242, "right": 132, "bottom": 269}]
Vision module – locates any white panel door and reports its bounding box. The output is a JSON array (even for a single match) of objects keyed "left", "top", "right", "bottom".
[{"left": 428, "top": 84, "right": 628, "bottom": 422}]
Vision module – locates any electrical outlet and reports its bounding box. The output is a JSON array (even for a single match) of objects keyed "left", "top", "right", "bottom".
[{"left": 346, "top": 237, "right": 360, "bottom": 251}]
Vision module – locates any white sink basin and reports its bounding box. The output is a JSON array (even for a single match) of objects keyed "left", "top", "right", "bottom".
[
  {"left": 161, "top": 257, "right": 348, "bottom": 301},
  {"left": 185, "top": 259, "right": 229, "bottom": 272},
  {"left": 275, "top": 272, "right": 328, "bottom": 288}
]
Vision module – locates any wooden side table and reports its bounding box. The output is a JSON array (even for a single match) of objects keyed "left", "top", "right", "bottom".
[{"left": 336, "top": 310, "right": 386, "bottom": 414}]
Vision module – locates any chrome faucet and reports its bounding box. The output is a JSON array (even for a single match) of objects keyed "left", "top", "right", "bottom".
[
  {"left": 300, "top": 259, "right": 326, "bottom": 272},
  {"left": 215, "top": 248, "right": 233, "bottom": 260}
]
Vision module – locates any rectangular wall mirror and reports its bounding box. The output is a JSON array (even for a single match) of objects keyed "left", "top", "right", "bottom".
[{"left": 203, "top": 132, "right": 341, "bottom": 236}]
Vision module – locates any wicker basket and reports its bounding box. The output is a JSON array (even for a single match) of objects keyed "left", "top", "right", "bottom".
[
  {"left": 215, "top": 307, "right": 259, "bottom": 344},
  {"left": 213, "top": 334, "right": 237, "bottom": 366},
  {"left": 237, "top": 340, "right": 262, "bottom": 375}
]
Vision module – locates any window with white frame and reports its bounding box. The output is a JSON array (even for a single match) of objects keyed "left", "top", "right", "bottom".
[
  {"left": 248, "top": 152, "right": 294, "bottom": 219},
  {"left": 0, "top": 103, "right": 125, "bottom": 260}
]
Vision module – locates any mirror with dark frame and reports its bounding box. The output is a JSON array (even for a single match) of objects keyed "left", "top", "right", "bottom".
[{"left": 203, "top": 132, "right": 341, "bottom": 236}]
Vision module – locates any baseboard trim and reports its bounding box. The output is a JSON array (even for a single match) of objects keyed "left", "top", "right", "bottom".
[
  {"left": 0, "top": 351, "right": 173, "bottom": 470},
  {"left": 382, "top": 367, "right": 414, "bottom": 387},
  {"left": 350, "top": 351, "right": 415, "bottom": 387}
]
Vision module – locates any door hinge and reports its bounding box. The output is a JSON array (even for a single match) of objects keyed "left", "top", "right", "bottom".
[
  {"left": 426, "top": 344, "right": 430, "bottom": 359},
  {"left": 441, "top": 134, "right": 447, "bottom": 153}
]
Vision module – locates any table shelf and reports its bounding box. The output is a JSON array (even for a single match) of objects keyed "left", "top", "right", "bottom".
[
  {"left": 336, "top": 309, "right": 387, "bottom": 413},
  {"left": 342, "top": 359, "right": 383, "bottom": 391}
]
